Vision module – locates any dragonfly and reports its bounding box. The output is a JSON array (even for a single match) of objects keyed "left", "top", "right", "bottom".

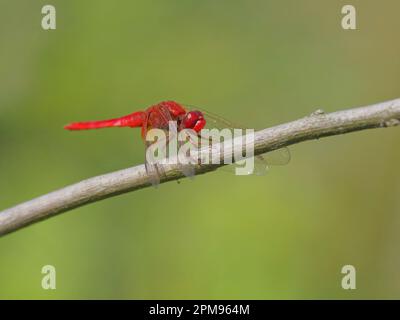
[{"left": 64, "top": 101, "right": 290, "bottom": 185}]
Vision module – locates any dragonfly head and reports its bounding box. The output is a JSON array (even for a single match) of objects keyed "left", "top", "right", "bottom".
[{"left": 182, "top": 110, "right": 206, "bottom": 133}]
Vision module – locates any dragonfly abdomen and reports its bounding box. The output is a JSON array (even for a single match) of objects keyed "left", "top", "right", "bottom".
[{"left": 64, "top": 111, "right": 145, "bottom": 130}]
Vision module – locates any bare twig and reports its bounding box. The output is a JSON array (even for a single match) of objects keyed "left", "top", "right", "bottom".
[{"left": 1, "top": 98, "right": 400, "bottom": 236}]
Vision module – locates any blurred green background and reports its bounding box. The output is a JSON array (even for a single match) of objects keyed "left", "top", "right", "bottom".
[{"left": 0, "top": 0, "right": 399, "bottom": 299}]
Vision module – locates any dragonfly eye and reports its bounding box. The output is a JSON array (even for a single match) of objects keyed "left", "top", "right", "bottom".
[{"left": 182, "top": 111, "right": 206, "bottom": 132}]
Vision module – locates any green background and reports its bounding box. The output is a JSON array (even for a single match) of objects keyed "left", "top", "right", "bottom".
[{"left": 1, "top": 0, "right": 399, "bottom": 299}]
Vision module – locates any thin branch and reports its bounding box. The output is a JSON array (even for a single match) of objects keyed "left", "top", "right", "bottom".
[{"left": 1, "top": 98, "right": 400, "bottom": 236}]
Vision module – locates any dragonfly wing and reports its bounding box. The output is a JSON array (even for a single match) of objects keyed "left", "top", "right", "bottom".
[
  {"left": 177, "top": 130, "right": 197, "bottom": 179},
  {"left": 187, "top": 106, "right": 291, "bottom": 174},
  {"left": 215, "top": 155, "right": 269, "bottom": 175},
  {"left": 239, "top": 147, "right": 290, "bottom": 176},
  {"left": 156, "top": 105, "right": 196, "bottom": 179},
  {"left": 145, "top": 160, "right": 162, "bottom": 186},
  {"left": 249, "top": 148, "right": 290, "bottom": 175},
  {"left": 143, "top": 105, "right": 196, "bottom": 184},
  {"left": 259, "top": 147, "right": 291, "bottom": 166},
  {"left": 142, "top": 112, "right": 161, "bottom": 186}
]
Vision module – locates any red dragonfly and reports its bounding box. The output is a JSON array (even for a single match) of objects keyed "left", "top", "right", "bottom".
[{"left": 65, "top": 101, "right": 290, "bottom": 184}]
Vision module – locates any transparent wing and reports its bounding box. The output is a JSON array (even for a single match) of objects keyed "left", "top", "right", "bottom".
[
  {"left": 156, "top": 105, "right": 196, "bottom": 180},
  {"left": 142, "top": 111, "right": 163, "bottom": 186},
  {"left": 143, "top": 105, "right": 195, "bottom": 186},
  {"left": 259, "top": 147, "right": 291, "bottom": 166},
  {"left": 186, "top": 106, "right": 290, "bottom": 174}
]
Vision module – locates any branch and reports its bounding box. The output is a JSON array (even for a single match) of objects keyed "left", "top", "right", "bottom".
[{"left": 1, "top": 98, "right": 400, "bottom": 236}]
